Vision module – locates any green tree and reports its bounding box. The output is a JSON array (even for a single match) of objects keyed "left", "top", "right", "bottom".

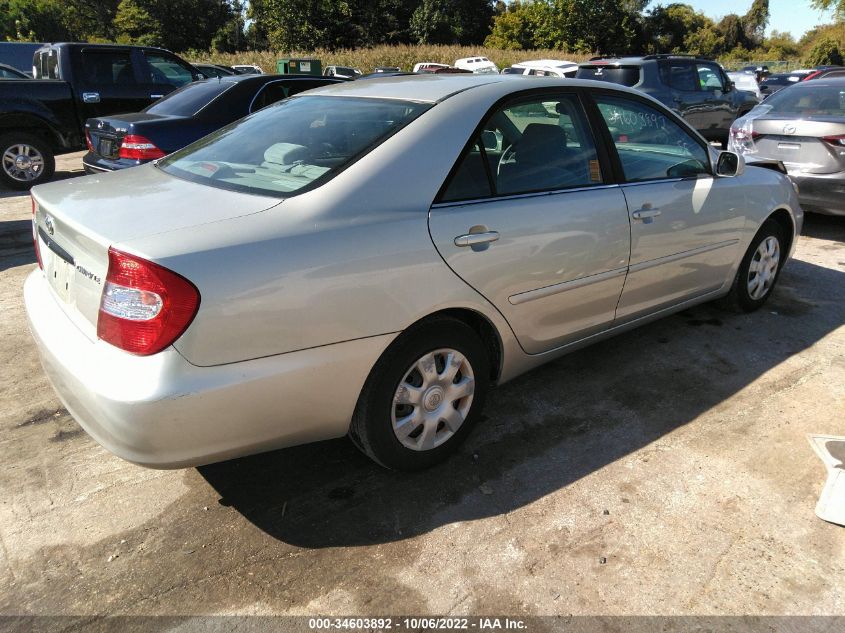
[
  {"left": 804, "top": 36, "right": 843, "bottom": 64},
  {"left": 742, "top": 0, "right": 769, "bottom": 48},
  {"left": 643, "top": 3, "right": 713, "bottom": 53},
  {"left": 114, "top": 0, "right": 161, "bottom": 45},
  {"left": 811, "top": 0, "right": 845, "bottom": 20},
  {"left": 410, "top": 0, "right": 494, "bottom": 45},
  {"left": 484, "top": 1, "right": 550, "bottom": 50},
  {"left": 0, "top": 0, "right": 75, "bottom": 41}
]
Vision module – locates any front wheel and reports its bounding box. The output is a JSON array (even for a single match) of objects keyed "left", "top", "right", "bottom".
[
  {"left": 722, "top": 219, "right": 785, "bottom": 312},
  {"left": 0, "top": 132, "right": 56, "bottom": 190},
  {"left": 349, "top": 318, "right": 490, "bottom": 471}
]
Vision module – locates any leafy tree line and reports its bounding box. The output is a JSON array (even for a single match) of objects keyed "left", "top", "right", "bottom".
[{"left": 1, "top": 0, "right": 843, "bottom": 65}]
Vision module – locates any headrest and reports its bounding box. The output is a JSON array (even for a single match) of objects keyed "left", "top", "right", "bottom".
[{"left": 263, "top": 143, "right": 308, "bottom": 165}]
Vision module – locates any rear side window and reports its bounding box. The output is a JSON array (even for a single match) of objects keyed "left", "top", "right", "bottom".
[
  {"left": 146, "top": 80, "right": 234, "bottom": 116},
  {"left": 658, "top": 60, "right": 698, "bottom": 91},
  {"left": 145, "top": 52, "right": 194, "bottom": 87},
  {"left": 575, "top": 65, "right": 641, "bottom": 87},
  {"left": 441, "top": 93, "right": 603, "bottom": 202},
  {"left": 79, "top": 50, "right": 136, "bottom": 85},
  {"left": 595, "top": 95, "right": 709, "bottom": 182}
]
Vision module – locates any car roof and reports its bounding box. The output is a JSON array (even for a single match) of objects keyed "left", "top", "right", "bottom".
[{"left": 298, "top": 74, "right": 649, "bottom": 103}]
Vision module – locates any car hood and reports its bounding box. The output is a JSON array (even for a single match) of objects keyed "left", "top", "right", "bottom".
[{"left": 32, "top": 162, "right": 282, "bottom": 244}]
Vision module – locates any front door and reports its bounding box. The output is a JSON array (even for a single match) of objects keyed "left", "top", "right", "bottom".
[
  {"left": 428, "top": 92, "right": 631, "bottom": 354},
  {"left": 591, "top": 93, "right": 745, "bottom": 321},
  {"left": 73, "top": 48, "right": 150, "bottom": 119}
]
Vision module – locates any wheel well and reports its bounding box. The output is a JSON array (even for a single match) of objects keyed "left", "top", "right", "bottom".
[
  {"left": 414, "top": 308, "right": 503, "bottom": 383},
  {"left": 767, "top": 208, "right": 795, "bottom": 255},
  {"left": 0, "top": 115, "right": 63, "bottom": 151}
]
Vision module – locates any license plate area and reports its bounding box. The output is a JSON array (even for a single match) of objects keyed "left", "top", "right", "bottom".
[
  {"left": 777, "top": 142, "right": 801, "bottom": 150},
  {"left": 98, "top": 138, "right": 114, "bottom": 157},
  {"left": 38, "top": 229, "right": 75, "bottom": 303}
]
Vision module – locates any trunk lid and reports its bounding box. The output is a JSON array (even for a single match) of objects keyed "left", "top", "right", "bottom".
[
  {"left": 32, "top": 165, "right": 282, "bottom": 338},
  {"left": 86, "top": 113, "right": 185, "bottom": 159},
  {"left": 750, "top": 117, "right": 845, "bottom": 174}
]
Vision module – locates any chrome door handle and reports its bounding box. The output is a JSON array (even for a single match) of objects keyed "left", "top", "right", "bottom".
[
  {"left": 632, "top": 208, "right": 662, "bottom": 220},
  {"left": 454, "top": 231, "right": 500, "bottom": 247},
  {"left": 150, "top": 94, "right": 164, "bottom": 99},
  {"left": 82, "top": 92, "right": 100, "bottom": 103}
]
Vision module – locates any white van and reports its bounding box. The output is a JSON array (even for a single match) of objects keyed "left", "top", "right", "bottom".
[
  {"left": 501, "top": 59, "right": 578, "bottom": 78},
  {"left": 454, "top": 57, "right": 499, "bottom": 74}
]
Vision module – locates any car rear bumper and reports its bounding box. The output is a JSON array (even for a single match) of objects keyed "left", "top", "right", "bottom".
[
  {"left": 790, "top": 171, "right": 845, "bottom": 216},
  {"left": 24, "top": 270, "right": 395, "bottom": 469},
  {"left": 82, "top": 152, "right": 148, "bottom": 174}
]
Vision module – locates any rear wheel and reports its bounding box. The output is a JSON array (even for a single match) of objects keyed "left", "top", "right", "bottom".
[
  {"left": 349, "top": 318, "right": 490, "bottom": 471},
  {"left": 721, "top": 219, "right": 785, "bottom": 312},
  {"left": 0, "top": 132, "right": 55, "bottom": 190}
]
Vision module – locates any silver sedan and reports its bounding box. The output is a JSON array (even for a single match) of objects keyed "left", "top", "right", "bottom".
[
  {"left": 730, "top": 77, "right": 845, "bottom": 216},
  {"left": 25, "top": 75, "right": 803, "bottom": 470}
]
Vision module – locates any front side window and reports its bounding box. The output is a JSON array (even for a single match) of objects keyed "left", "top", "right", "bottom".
[
  {"left": 440, "top": 94, "right": 603, "bottom": 202},
  {"left": 696, "top": 63, "right": 726, "bottom": 91},
  {"left": 595, "top": 95, "right": 710, "bottom": 182},
  {"left": 159, "top": 96, "right": 430, "bottom": 197},
  {"left": 145, "top": 53, "right": 194, "bottom": 87}
]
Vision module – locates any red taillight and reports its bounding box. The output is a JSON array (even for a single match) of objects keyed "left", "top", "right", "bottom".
[
  {"left": 31, "top": 195, "right": 43, "bottom": 270},
  {"left": 821, "top": 134, "right": 845, "bottom": 146},
  {"left": 85, "top": 128, "right": 95, "bottom": 153},
  {"left": 97, "top": 248, "right": 200, "bottom": 355},
  {"left": 118, "top": 134, "right": 166, "bottom": 160},
  {"left": 803, "top": 71, "right": 823, "bottom": 81}
]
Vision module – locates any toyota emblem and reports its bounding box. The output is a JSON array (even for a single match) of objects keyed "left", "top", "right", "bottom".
[
  {"left": 783, "top": 123, "right": 797, "bottom": 134},
  {"left": 45, "top": 215, "right": 54, "bottom": 236}
]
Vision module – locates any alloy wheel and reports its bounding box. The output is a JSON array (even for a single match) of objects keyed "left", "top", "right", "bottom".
[{"left": 2, "top": 143, "right": 45, "bottom": 182}]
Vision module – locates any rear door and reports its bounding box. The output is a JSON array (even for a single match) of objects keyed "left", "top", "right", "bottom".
[
  {"left": 72, "top": 47, "right": 150, "bottom": 119},
  {"left": 428, "top": 90, "right": 631, "bottom": 354},
  {"left": 590, "top": 92, "right": 745, "bottom": 321}
]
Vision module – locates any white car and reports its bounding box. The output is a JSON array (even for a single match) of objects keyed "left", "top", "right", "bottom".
[
  {"left": 413, "top": 62, "right": 450, "bottom": 73},
  {"left": 727, "top": 71, "right": 762, "bottom": 100},
  {"left": 455, "top": 57, "right": 499, "bottom": 74},
  {"left": 501, "top": 59, "right": 579, "bottom": 78}
]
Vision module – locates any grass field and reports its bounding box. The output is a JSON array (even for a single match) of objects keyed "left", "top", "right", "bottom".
[{"left": 191, "top": 45, "right": 595, "bottom": 73}]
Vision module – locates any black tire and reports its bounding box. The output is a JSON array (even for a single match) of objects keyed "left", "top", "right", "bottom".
[
  {"left": 349, "top": 317, "right": 490, "bottom": 471},
  {"left": 0, "top": 132, "right": 56, "bottom": 191},
  {"left": 721, "top": 219, "right": 786, "bottom": 312}
]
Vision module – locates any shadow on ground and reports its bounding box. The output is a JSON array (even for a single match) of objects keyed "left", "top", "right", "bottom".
[{"left": 199, "top": 217, "right": 845, "bottom": 549}]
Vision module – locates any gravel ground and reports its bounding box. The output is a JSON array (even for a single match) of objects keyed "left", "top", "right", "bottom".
[{"left": 0, "top": 153, "right": 843, "bottom": 626}]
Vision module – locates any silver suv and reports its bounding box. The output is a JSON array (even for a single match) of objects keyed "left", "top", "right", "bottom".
[{"left": 577, "top": 55, "right": 759, "bottom": 145}]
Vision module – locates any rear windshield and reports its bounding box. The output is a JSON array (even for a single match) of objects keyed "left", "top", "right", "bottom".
[
  {"left": 146, "top": 80, "right": 234, "bottom": 116},
  {"left": 575, "top": 65, "right": 641, "bottom": 87},
  {"left": 158, "top": 96, "right": 430, "bottom": 197},
  {"left": 762, "top": 85, "right": 845, "bottom": 116}
]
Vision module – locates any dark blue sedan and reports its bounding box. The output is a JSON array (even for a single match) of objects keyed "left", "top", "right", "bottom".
[{"left": 83, "top": 75, "right": 341, "bottom": 173}]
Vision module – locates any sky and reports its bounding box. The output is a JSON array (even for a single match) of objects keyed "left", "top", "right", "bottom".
[{"left": 644, "top": 0, "right": 837, "bottom": 39}]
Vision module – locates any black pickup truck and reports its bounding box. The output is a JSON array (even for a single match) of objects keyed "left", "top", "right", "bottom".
[{"left": 0, "top": 42, "right": 201, "bottom": 190}]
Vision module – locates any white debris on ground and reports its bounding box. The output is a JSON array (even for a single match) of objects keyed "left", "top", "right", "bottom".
[{"left": 808, "top": 434, "right": 845, "bottom": 527}]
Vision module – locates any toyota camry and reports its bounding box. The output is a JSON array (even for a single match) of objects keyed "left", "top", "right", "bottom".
[{"left": 25, "top": 75, "right": 803, "bottom": 470}]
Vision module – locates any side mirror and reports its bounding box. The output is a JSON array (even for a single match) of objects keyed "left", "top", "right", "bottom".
[
  {"left": 716, "top": 151, "right": 744, "bottom": 177},
  {"left": 725, "top": 80, "right": 734, "bottom": 92}
]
